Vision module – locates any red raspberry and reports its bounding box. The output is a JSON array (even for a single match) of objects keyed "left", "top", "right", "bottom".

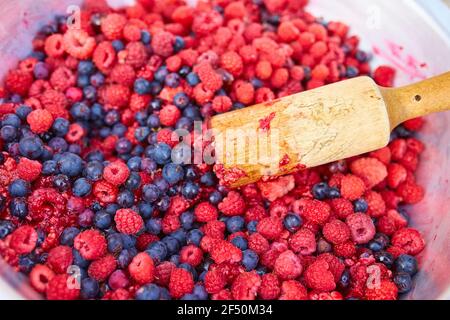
[
  {"left": 274, "top": 250, "right": 303, "bottom": 280},
  {"left": 365, "top": 191, "right": 386, "bottom": 218},
  {"left": 350, "top": 157, "right": 388, "bottom": 188},
  {"left": 194, "top": 202, "right": 219, "bottom": 223},
  {"left": 365, "top": 280, "right": 398, "bottom": 300},
  {"left": 346, "top": 213, "right": 376, "bottom": 244},
  {"left": 390, "top": 139, "right": 407, "bottom": 161},
  {"left": 74, "top": 230, "right": 107, "bottom": 261},
  {"left": 370, "top": 147, "right": 392, "bottom": 165},
  {"left": 323, "top": 219, "right": 351, "bottom": 245},
  {"left": 44, "top": 34, "right": 65, "bottom": 58},
  {"left": 279, "top": 280, "right": 308, "bottom": 300},
  {"left": 156, "top": 128, "right": 178, "bottom": 148},
  {"left": 257, "top": 216, "right": 283, "bottom": 241},
  {"left": 5, "top": 70, "right": 33, "bottom": 96},
  {"left": 110, "top": 64, "right": 136, "bottom": 87},
  {"left": 50, "top": 66, "right": 76, "bottom": 92},
  {"left": 152, "top": 30, "right": 175, "bottom": 57},
  {"left": 30, "top": 264, "right": 55, "bottom": 293},
  {"left": 180, "top": 245, "right": 203, "bottom": 267},
  {"left": 391, "top": 228, "right": 425, "bottom": 255},
  {"left": 377, "top": 215, "right": 398, "bottom": 236},
  {"left": 93, "top": 180, "right": 118, "bottom": 204},
  {"left": 172, "top": 5, "right": 195, "bottom": 27},
  {"left": 304, "top": 259, "right": 336, "bottom": 292},
  {"left": 154, "top": 261, "right": 175, "bottom": 286},
  {"left": 311, "top": 64, "right": 330, "bottom": 81},
  {"left": 123, "top": 23, "right": 141, "bottom": 42},
  {"left": 387, "top": 163, "right": 407, "bottom": 189},
  {"left": 396, "top": 181, "right": 424, "bottom": 204},
  {"left": 195, "top": 62, "right": 223, "bottom": 92},
  {"left": 159, "top": 104, "right": 181, "bottom": 127},
  {"left": 27, "top": 109, "right": 53, "bottom": 134},
  {"left": 10, "top": 225, "right": 38, "bottom": 255},
  {"left": 299, "top": 199, "right": 331, "bottom": 225},
  {"left": 88, "top": 254, "right": 117, "bottom": 281},
  {"left": 220, "top": 51, "right": 244, "bottom": 77},
  {"left": 258, "top": 273, "right": 280, "bottom": 300},
  {"left": 93, "top": 41, "right": 116, "bottom": 73},
  {"left": 124, "top": 41, "right": 149, "bottom": 68},
  {"left": 255, "top": 60, "right": 273, "bottom": 80},
  {"left": 406, "top": 138, "right": 425, "bottom": 154},
  {"left": 248, "top": 233, "right": 270, "bottom": 255},
  {"left": 103, "top": 161, "right": 130, "bottom": 186},
  {"left": 114, "top": 208, "right": 144, "bottom": 235},
  {"left": 47, "top": 246, "right": 73, "bottom": 274},
  {"left": 205, "top": 269, "right": 227, "bottom": 294},
  {"left": 17, "top": 158, "right": 42, "bottom": 182},
  {"left": 63, "top": 29, "right": 96, "bottom": 59},
  {"left": 373, "top": 66, "right": 396, "bottom": 87},
  {"left": 234, "top": 80, "right": 255, "bottom": 105},
  {"left": 333, "top": 241, "right": 357, "bottom": 258},
  {"left": 260, "top": 242, "right": 288, "bottom": 269},
  {"left": 166, "top": 55, "right": 182, "bottom": 72},
  {"left": 330, "top": 198, "right": 354, "bottom": 219},
  {"left": 101, "top": 13, "right": 127, "bottom": 40},
  {"left": 257, "top": 175, "right": 295, "bottom": 202},
  {"left": 310, "top": 41, "right": 328, "bottom": 58},
  {"left": 231, "top": 271, "right": 261, "bottom": 300},
  {"left": 340, "top": 174, "right": 366, "bottom": 201},
  {"left": 317, "top": 253, "right": 345, "bottom": 282},
  {"left": 212, "top": 95, "right": 233, "bottom": 113},
  {"left": 99, "top": 84, "right": 130, "bottom": 108},
  {"left": 46, "top": 274, "right": 80, "bottom": 300},
  {"left": 136, "top": 233, "right": 158, "bottom": 251},
  {"left": 193, "top": 83, "right": 214, "bottom": 105},
  {"left": 210, "top": 240, "right": 242, "bottom": 264},
  {"left": 211, "top": 289, "right": 233, "bottom": 300},
  {"left": 169, "top": 268, "right": 195, "bottom": 299},
  {"left": 289, "top": 227, "right": 316, "bottom": 255},
  {"left": 403, "top": 117, "right": 424, "bottom": 131},
  {"left": 218, "top": 191, "right": 246, "bottom": 216},
  {"left": 277, "top": 21, "right": 300, "bottom": 42},
  {"left": 129, "top": 252, "right": 155, "bottom": 284},
  {"left": 192, "top": 11, "right": 223, "bottom": 36},
  {"left": 40, "top": 89, "right": 69, "bottom": 119},
  {"left": 399, "top": 150, "right": 419, "bottom": 172}
]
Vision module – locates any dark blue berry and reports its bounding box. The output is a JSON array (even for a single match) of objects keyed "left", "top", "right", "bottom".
[
  {"left": 173, "top": 36, "right": 185, "bottom": 52},
  {"left": 231, "top": 236, "right": 248, "bottom": 251},
  {"left": 52, "top": 118, "right": 70, "bottom": 137},
  {"left": 146, "top": 218, "right": 162, "bottom": 235},
  {"left": 173, "top": 92, "right": 190, "bottom": 109},
  {"left": 242, "top": 249, "right": 259, "bottom": 271},
  {"left": 117, "top": 190, "right": 135, "bottom": 208},
  {"left": 180, "top": 211, "right": 195, "bottom": 230},
  {"left": 181, "top": 182, "right": 199, "bottom": 200},
  {"left": 15, "top": 105, "right": 32, "bottom": 120},
  {"left": 58, "top": 152, "right": 83, "bottom": 177},
  {"left": 94, "top": 211, "right": 112, "bottom": 229},
  {"left": 2, "top": 114, "right": 21, "bottom": 127},
  {"left": 60, "top": 227, "right": 80, "bottom": 246},
  {"left": 81, "top": 278, "right": 100, "bottom": 299},
  {"left": 53, "top": 174, "right": 70, "bottom": 191},
  {"left": 78, "top": 60, "right": 95, "bottom": 75},
  {"left": 162, "top": 236, "right": 180, "bottom": 255},
  {"left": 283, "top": 214, "right": 303, "bottom": 233},
  {"left": 247, "top": 221, "right": 258, "bottom": 234},
  {"left": 150, "top": 143, "right": 172, "bottom": 165},
  {"left": 394, "top": 273, "right": 413, "bottom": 294},
  {"left": 73, "top": 178, "right": 92, "bottom": 197},
  {"left": 209, "top": 191, "right": 222, "bottom": 205},
  {"left": 107, "top": 233, "right": 124, "bottom": 254},
  {"left": 8, "top": 179, "right": 30, "bottom": 197},
  {"left": 112, "top": 40, "right": 125, "bottom": 51},
  {"left": 353, "top": 199, "right": 368, "bottom": 213},
  {"left": 146, "top": 241, "right": 168, "bottom": 263},
  {"left": 162, "top": 163, "right": 185, "bottom": 185},
  {"left": 134, "top": 78, "right": 152, "bottom": 95},
  {"left": 186, "top": 72, "right": 200, "bottom": 86},
  {"left": 0, "top": 220, "right": 15, "bottom": 239},
  {"left": 312, "top": 182, "right": 329, "bottom": 200},
  {"left": 165, "top": 73, "right": 180, "bottom": 88},
  {"left": 186, "top": 229, "right": 203, "bottom": 246},
  {"left": 1, "top": 125, "right": 18, "bottom": 142},
  {"left": 141, "top": 30, "right": 151, "bottom": 44},
  {"left": 395, "top": 254, "right": 418, "bottom": 276},
  {"left": 142, "top": 184, "right": 161, "bottom": 203},
  {"left": 375, "top": 251, "right": 394, "bottom": 268},
  {"left": 84, "top": 161, "right": 104, "bottom": 181},
  {"left": 9, "top": 198, "right": 28, "bottom": 219},
  {"left": 136, "top": 284, "right": 161, "bottom": 300},
  {"left": 226, "top": 216, "right": 245, "bottom": 233}
]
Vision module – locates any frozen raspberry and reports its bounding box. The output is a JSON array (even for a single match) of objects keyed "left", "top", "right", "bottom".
[
  {"left": 40, "top": 89, "right": 69, "bottom": 119},
  {"left": 46, "top": 274, "right": 80, "bottom": 300},
  {"left": 159, "top": 104, "right": 181, "bottom": 127},
  {"left": 257, "top": 216, "right": 283, "bottom": 240},
  {"left": 153, "top": 261, "right": 175, "bottom": 287},
  {"left": 27, "top": 109, "right": 53, "bottom": 134},
  {"left": 391, "top": 228, "right": 425, "bottom": 256},
  {"left": 403, "top": 117, "right": 425, "bottom": 131},
  {"left": 279, "top": 280, "right": 308, "bottom": 300},
  {"left": 333, "top": 241, "right": 357, "bottom": 258},
  {"left": 74, "top": 230, "right": 107, "bottom": 261},
  {"left": 220, "top": 51, "right": 244, "bottom": 77},
  {"left": 99, "top": 84, "right": 130, "bottom": 108},
  {"left": 50, "top": 66, "right": 76, "bottom": 92},
  {"left": 151, "top": 31, "right": 175, "bottom": 57},
  {"left": 373, "top": 66, "right": 396, "bottom": 87},
  {"left": 255, "top": 60, "right": 273, "bottom": 80},
  {"left": 103, "top": 161, "right": 130, "bottom": 186},
  {"left": 93, "top": 41, "right": 116, "bottom": 73},
  {"left": 212, "top": 95, "right": 233, "bottom": 113},
  {"left": 299, "top": 199, "right": 331, "bottom": 225},
  {"left": 101, "top": 13, "right": 127, "bottom": 40},
  {"left": 169, "top": 267, "right": 195, "bottom": 299},
  {"left": 88, "top": 254, "right": 117, "bottom": 281},
  {"left": 114, "top": 208, "right": 144, "bottom": 235},
  {"left": 30, "top": 264, "right": 55, "bottom": 293},
  {"left": 365, "top": 191, "right": 386, "bottom": 218},
  {"left": 17, "top": 158, "right": 42, "bottom": 182},
  {"left": 390, "top": 139, "right": 408, "bottom": 161},
  {"left": 317, "top": 253, "right": 345, "bottom": 282},
  {"left": 350, "top": 157, "right": 388, "bottom": 188},
  {"left": 340, "top": 174, "right": 366, "bottom": 201},
  {"left": 258, "top": 273, "right": 280, "bottom": 300},
  {"left": 44, "top": 34, "right": 65, "bottom": 58},
  {"left": 110, "top": 64, "right": 136, "bottom": 87},
  {"left": 257, "top": 175, "right": 295, "bottom": 202},
  {"left": 330, "top": 198, "right": 354, "bottom": 219},
  {"left": 274, "top": 250, "right": 303, "bottom": 280},
  {"left": 365, "top": 280, "right": 398, "bottom": 300},
  {"left": 194, "top": 202, "right": 218, "bottom": 223},
  {"left": 346, "top": 213, "right": 376, "bottom": 244},
  {"left": 195, "top": 62, "right": 223, "bottom": 92},
  {"left": 124, "top": 41, "right": 148, "bottom": 68},
  {"left": 304, "top": 259, "right": 336, "bottom": 292},
  {"left": 396, "top": 181, "right": 424, "bottom": 204},
  {"left": 205, "top": 269, "right": 227, "bottom": 294},
  {"left": 5, "top": 69, "right": 33, "bottom": 96},
  {"left": 370, "top": 147, "right": 392, "bottom": 165},
  {"left": 210, "top": 240, "right": 243, "bottom": 264},
  {"left": 179, "top": 245, "right": 203, "bottom": 267},
  {"left": 129, "top": 252, "right": 155, "bottom": 284},
  {"left": 192, "top": 11, "right": 223, "bottom": 36},
  {"left": 234, "top": 80, "right": 254, "bottom": 105},
  {"left": 10, "top": 225, "right": 38, "bottom": 255},
  {"left": 63, "top": 29, "right": 96, "bottom": 59},
  {"left": 47, "top": 246, "right": 73, "bottom": 274},
  {"left": 323, "top": 219, "right": 351, "bottom": 245},
  {"left": 289, "top": 228, "right": 316, "bottom": 255},
  {"left": 218, "top": 191, "right": 246, "bottom": 216},
  {"left": 231, "top": 271, "right": 261, "bottom": 300},
  {"left": 248, "top": 233, "right": 270, "bottom": 255}
]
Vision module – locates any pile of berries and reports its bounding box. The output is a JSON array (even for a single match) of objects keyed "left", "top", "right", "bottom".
[{"left": 0, "top": 0, "right": 426, "bottom": 300}]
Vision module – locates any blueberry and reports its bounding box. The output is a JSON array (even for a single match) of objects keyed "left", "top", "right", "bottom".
[
  {"left": 19, "top": 255, "right": 36, "bottom": 274},
  {"left": 179, "top": 66, "right": 191, "bottom": 77},
  {"left": 1, "top": 125, "right": 18, "bottom": 142},
  {"left": 186, "top": 72, "right": 200, "bottom": 86},
  {"left": 9, "top": 198, "right": 28, "bottom": 219},
  {"left": 165, "top": 73, "right": 180, "bottom": 88},
  {"left": 242, "top": 249, "right": 259, "bottom": 271},
  {"left": 2, "top": 114, "right": 21, "bottom": 128},
  {"left": 175, "top": 117, "right": 193, "bottom": 131},
  {"left": 117, "top": 190, "right": 134, "bottom": 208},
  {"left": 15, "top": 105, "right": 32, "bottom": 120},
  {"left": 162, "top": 163, "right": 184, "bottom": 185},
  {"left": 247, "top": 221, "right": 258, "bottom": 234},
  {"left": 53, "top": 174, "right": 71, "bottom": 192},
  {"left": 375, "top": 251, "right": 394, "bottom": 268},
  {"left": 0, "top": 220, "right": 15, "bottom": 239},
  {"left": 209, "top": 191, "right": 222, "bottom": 205},
  {"left": 171, "top": 229, "right": 187, "bottom": 245},
  {"left": 90, "top": 72, "right": 105, "bottom": 87},
  {"left": 112, "top": 40, "right": 125, "bottom": 51},
  {"left": 173, "top": 36, "right": 185, "bottom": 52},
  {"left": 154, "top": 66, "right": 169, "bottom": 83},
  {"left": 8, "top": 179, "right": 30, "bottom": 197},
  {"left": 117, "top": 249, "right": 133, "bottom": 268},
  {"left": 146, "top": 241, "right": 168, "bottom": 263},
  {"left": 231, "top": 236, "right": 248, "bottom": 251},
  {"left": 226, "top": 216, "right": 245, "bottom": 233},
  {"left": 105, "top": 110, "right": 120, "bottom": 126},
  {"left": 162, "top": 236, "right": 180, "bottom": 255},
  {"left": 73, "top": 178, "right": 92, "bottom": 197},
  {"left": 58, "top": 152, "right": 83, "bottom": 177},
  {"left": 150, "top": 143, "right": 172, "bottom": 165},
  {"left": 48, "top": 137, "right": 68, "bottom": 153},
  {"left": 52, "top": 118, "right": 70, "bottom": 137},
  {"left": 84, "top": 161, "right": 104, "bottom": 181},
  {"left": 186, "top": 229, "right": 203, "bottom": 246},
  {"left": 181, "top": 294, "right": 199, "bottom": 300},
  {"left": 60, "top": 227, "right": 80, "bottom": 246},
  {"left": 312, "top": 182, "right": 329, "bottom": 200},
  {"left": 136, "top": 284, "right": 161, "bottom": 300},
  {"left": 142, "top": 184, "right": 161, "bottom": 203},
  {"left": 283, "top": 214, "right": 303, "bottom": 233},
  {"left": 368, "top": 233, "right": 390, "bottom": 252},
  {"left": 127, "top": 156, "right": 142, "bottom": 172},
  {"left": 124, "top": 172, "right": 141, "bottom": 191},
  {"left": 78, "top": 60, "right": 95, "bottom": 75},
  {"left": 107, "top": 233, "right": 124, "bottom": 254},
  {"left": 73, "top": 249, "right": 89, "bottom": 268},
  {"left": 77, "top": 74, "right": 90, "bottom": 87},
  {"left": 181, "top": 182, "right": 200, "bottom": 200},
  {"left": 353, "top": 199, "right": 368, "bottom": 213},
  {"left": 121, "top": 234, "right": 137, "bottom": 249},
  {"left": 327, "top": 187, "right": 341, "bottom": 199},
  {"left": 339, "top": 269, "right": 351, "bottom": 288},
  {"left": 395, "top": 254, "right": 418, "bottom": 276},
  {"left": 146, "top": 218, "right": 162, "bottom": 235},
  {"left": 180, "top": 211, "right": 195, "bottom": 230},
  {"left": 173, "top": 92, "right": 190, "bottom": 109},
  {"left": 81, "top": 278, "right": 100, "bottom": 299},
  {"left": 141, "top": 30, "right": 151, "bottom": 44},
  {"left": 33, "top": 62, "right": 49, "bottom": 79},
  {"left": 346, "top": 66, "right": 359, "bottom": 78},
  {"left": 394, "top": 273, "right": 413, "bottom": 294},
  {"left": 134, "top": 126, "right": 150, "bottom": 142},
  {"left": 94, "top": 211, "right": 112, "bottom": 229},
  {"left": 112, "top": 123, "right": 127, "bottom": 137},
  {"left": 138, "top": 202, "right": 154, "bottom": 219},
  {"left": 134, "top": 78, "right": 151, "bottom": 95},
  {"left": 83, "top": 86, "right": 97, "bottom": 101}
]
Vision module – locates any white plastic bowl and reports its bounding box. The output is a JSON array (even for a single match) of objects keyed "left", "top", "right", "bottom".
[{"left": 0, "top": 0, "right": 449, "bottom": 300}]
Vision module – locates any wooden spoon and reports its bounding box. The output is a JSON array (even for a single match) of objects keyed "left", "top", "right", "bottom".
[{"left": 210, "top": 72, "right": 450, "bottom": 188}]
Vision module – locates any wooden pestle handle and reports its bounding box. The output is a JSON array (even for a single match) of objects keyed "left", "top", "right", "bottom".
[{"left": 381, "top": 71, "right": 450, "bottom": 129}]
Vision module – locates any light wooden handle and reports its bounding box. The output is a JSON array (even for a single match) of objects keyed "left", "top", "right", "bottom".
[{"left": 381, "top": 71, "right": 450, "bottom": 129}]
